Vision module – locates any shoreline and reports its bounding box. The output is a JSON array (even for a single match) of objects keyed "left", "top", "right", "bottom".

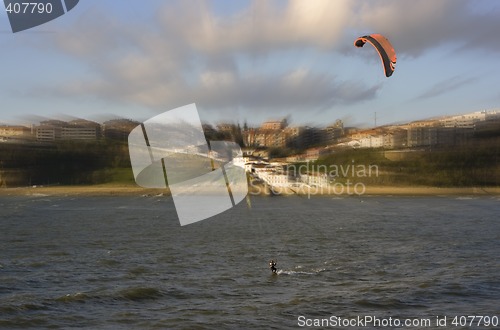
[
  {"left": 0, "top": 185, "right": 170, "bottom": 197},
  {"left": 259, "top": 185, "right": 500, "bottom": 196},
  {"left": 365, "top": 186, "right": 500, "bottom": 196},
  {"left": 0, "top": 184, "right": 499, "bottom": 197}
]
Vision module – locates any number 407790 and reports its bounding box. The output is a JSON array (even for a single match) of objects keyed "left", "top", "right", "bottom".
[
  {"left": 452, "top": 316, "right": 498, "bottom": 327},
  {"left": 5, "top": 2, "right": 53, "bottom": 14}
]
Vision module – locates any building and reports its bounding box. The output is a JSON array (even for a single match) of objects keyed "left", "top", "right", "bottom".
[
  {"left": 283, "top": 126, "right": 305, "bottom": 148},
  {"left": 383, "top": 129, "right": 407, "bottom": 149},
  {"left": 407, "top": 126, "right": 473, "bottom": 147},
  {"left": 301, "top": 127, "right": 327, "bottom": 147},
  {"left": 475, "top": 117, "right": 500, "bottom": 137},
  {"left": 35, "top": 119, "right": 101, "bottom": 142},
  {"left": 254, "top": 129, "right": 286, "bottom": 148},
  {"left": 356, "top": 135, "right": 382, "bottom": 148},
  {"left": 407, "top": 127, "right": 438, "bottom": 147},
  {"left": 349, "top": 129, "right": 383, "bottom": 148},
  {"left": 261, "top": 118, "right": 288, "bottom": 130},
  {"left": 35, "top": 121, "right": 62, "bottom": 142},
  {"left": 441, "top": 111, "right": 487, "bottom": 128},
  {"left": 304, "top": 147, "right": 330, "bottom": 161},
  {"left": 242, "top": 128, "right": 257, "bottom": 146},
  {"left": 324, "top": 121, "right": 344, "bottom": 144},
  {"left": 62, "top": 119, "right": 101, "bottom": 140},
  {"left": 216, "top": 123, "right": 235, "bottom": 133},
  {"left": 260, "top": 172, "right": 293, "bottom": 187},
  {"left": 252, "top": 149, "right": 270, "bottom": 159},
  {"left": 102, "top": 119, "right": 139, "bottom": 141},
  {"left": 299, "top": 173, "right": 329, "bottom": 187},
  {"left": 404, "top": 119, "right": 441, "bottom": 129},
  {"left": 0, "top": 125, "right": 32, "bottom": 139}
]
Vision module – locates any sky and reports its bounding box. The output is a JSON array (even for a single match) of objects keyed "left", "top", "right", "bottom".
[{"left": 1, "top": 0, "right": 500, "bottom": 128}]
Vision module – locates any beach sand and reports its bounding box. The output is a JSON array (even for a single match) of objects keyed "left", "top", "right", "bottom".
[
  {"left": 1, "top": 184, "right": 499, "bottom": 197},
  {"left": 255, "top": 185, "right": 500, "bottom": 197},
  {"left": 0, "top": 184, "right": 169, "bottom": 197},
  {"left": 362, "top": 186, "right": 500, "bottom": 196}
]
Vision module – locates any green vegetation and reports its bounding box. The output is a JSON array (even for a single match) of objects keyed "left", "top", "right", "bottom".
[
  {"left": 311, "top": 138, "right": 500, "bottom": 187},
  {"left": 0, "top": 141, "right": 133, "bottom": 187},
  {"left": 1, "top": 134, "right": 499, "bottom": 188}
]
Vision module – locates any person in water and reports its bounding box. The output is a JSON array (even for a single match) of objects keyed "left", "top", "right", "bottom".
[{"left": 269, "top": 259, "right": 277, "bottom": 274}]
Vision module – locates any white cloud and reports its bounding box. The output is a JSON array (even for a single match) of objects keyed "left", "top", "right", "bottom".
[
  {"left": 42, "top": 0, "right": 500, "bottom": 121},
  {"left": 157, "top": 0, "right": 353, "bottom": 55},
  {"left": 354, "top": 0, "right": 500, "bottom": 56},
  {"left": 200, "top": 70, "right": 236, "bottom": 88}
]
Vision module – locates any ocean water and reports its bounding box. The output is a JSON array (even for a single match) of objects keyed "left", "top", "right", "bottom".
[{"left": 0, "top": 194, "right": 499, "bottom": 329}]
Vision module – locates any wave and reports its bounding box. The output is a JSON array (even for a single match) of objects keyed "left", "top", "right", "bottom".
[
  {"left": 55, "top": 292, "right": 89, "bottom": 303},
  {"left": 30, "top": 193, "right": 50, "bottom": 197},
  {"left": 126, "top": 266, "right": 151, "bottom": 277},
  {"left": 277, "top": 268, "right": 326, "bottom": 276},
  {"left": 97, "top": 259, "right": 121, "bottom": 267},
  {"left": 0, "top": 303, "right": 47, "bottom": 313},
  {"left": 118, "top": 287, "right": 163, "bottom": 301},
  {"left": 51, "top": 286, "right": 164, "bottom": 304},
  {"left": 355, "top": 298, "right": 425, "bottom": 309}
]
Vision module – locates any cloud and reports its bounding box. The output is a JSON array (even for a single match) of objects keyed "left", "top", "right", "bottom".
[
  {"left": 353, "top": 0, "right": 500, "bottom": 57},
  {"left": 416, "top": 76, "right": 476, "bottom": 100},
  {"left": 155, "top": 0, "right": 354, "bottom": 55},
  {"left": 158, "top": 0, "right": 500, "bottom": 57},
  {"left": 46, "top": 0, "right": 382, "bottom": 116},
  {"left": 42, "top": 0, "right": 500, "bottom": 120}
]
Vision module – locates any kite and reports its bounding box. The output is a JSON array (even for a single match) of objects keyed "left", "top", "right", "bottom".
[{"left": 354, "top": 33, "right": 397, "bottom": 77}]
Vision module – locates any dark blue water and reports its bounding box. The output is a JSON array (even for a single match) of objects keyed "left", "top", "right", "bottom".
[{"left": 1, "top": 195, "right": 499, "bottom": 329}]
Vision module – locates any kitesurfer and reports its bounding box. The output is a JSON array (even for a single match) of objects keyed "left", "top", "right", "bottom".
[{"left": 269, "top": 259, "right": 277, "bottom": 274}]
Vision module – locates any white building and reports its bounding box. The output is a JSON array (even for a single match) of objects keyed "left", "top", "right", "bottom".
[
  {"left": 441, "top": 110, "right": 491, "bottom": 128},
  {"left": 259, "top": 172, "right": 293, "bottom": 187},
  {"left": 358, "top": 135, "right": 384, "bottom": 148},
  {"left": 299, "top": 173, "right": 329, "bottom": 187}
]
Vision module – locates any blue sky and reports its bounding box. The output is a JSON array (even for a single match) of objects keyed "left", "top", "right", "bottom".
[{"left": 1, "top": 0, "right": 500, "bottom": 128}]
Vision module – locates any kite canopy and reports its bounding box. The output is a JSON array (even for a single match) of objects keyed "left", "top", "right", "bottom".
[{"left": 354, "top": 33, "right": 397, "bottom": 77}]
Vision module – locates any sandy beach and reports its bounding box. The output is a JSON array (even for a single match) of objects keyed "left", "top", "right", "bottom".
[
  {"left": 0, "top": 184, "right": 499, "bottom": 197},
  {"left": 256, "top": 185, "right": 500, "bottom": 197},
  {"left": 359, "top": 186, "right": 500, "bottom": 196},
  {"left": 0, "top": 184, "right": 169, "bottom": 197}
]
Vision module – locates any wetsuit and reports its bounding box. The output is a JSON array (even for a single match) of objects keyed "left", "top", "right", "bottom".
[{"left": 269, "top": 260, "right": 277, "bottom": 274}]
